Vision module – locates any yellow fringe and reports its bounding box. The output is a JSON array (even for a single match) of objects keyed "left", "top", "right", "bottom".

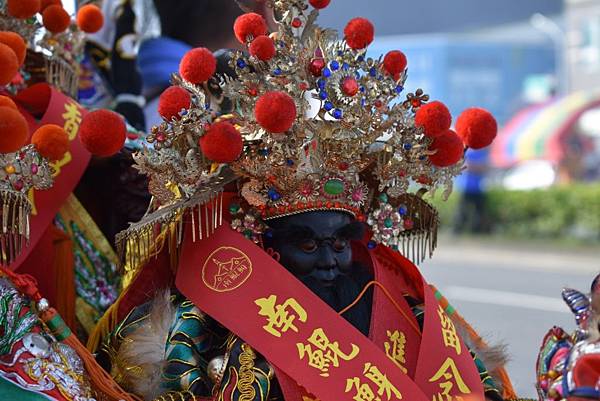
[{"left": 87, "top": 222, "right": 175, "bottom": 353}]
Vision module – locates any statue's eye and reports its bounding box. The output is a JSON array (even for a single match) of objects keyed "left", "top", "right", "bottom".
[
  {"left": 332, "top": 238, "right": 348, "bottom": 252},
  {"left": 299, "top": 239, "right": 318, "bottom": 253}
]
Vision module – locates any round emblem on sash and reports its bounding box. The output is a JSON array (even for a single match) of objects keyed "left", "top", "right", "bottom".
[{"left": 202, "top": 246, "right": 253, "bottom": 292}]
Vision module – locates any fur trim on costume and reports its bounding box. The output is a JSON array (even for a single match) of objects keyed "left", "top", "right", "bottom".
[
  {"left": 113, "top": 290, "right": 174, "bottom": 400},
  {"left": 452, "top": 315, "right": 510, "bottom": 393}
]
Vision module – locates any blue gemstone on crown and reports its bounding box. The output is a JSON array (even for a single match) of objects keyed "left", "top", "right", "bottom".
[{"left": 268, "top": 188, "right": 281, "bottom": 201}]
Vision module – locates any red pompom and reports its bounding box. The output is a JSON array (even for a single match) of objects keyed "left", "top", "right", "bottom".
[
  {"left": 79, "top": 109, "right": 126, "bottom": 157},
  {"left": 42, "top": 5, "right": 71, "bottom": 34},
  {"left": 344, "top": 18, "right": 374, "bottom": 50},
  {"left": 0, "top": 43, "right": 19, "bottom": 86},
  {"left": 76, "top": 4, "right": 104, "bottom": 33},
  {"left": 249, "top": 35, "right": 276, "bottom": 61},
  {"left": 199, "top": 121, "right": 243, "bottom": 163},
  {"left": 0, "top": 107, "right": 28, "bottom": 153},
  {"left": 309, "top": 0, "right": 331, "bottom": 9},
  {"left": 31, "top": 124, "right": 69, "bottom": 161},
  {"left": 414, "top": 101, "right": 452, "bottom": 137},
  {"left": 7, "top": 0, "right": 41, "bottom": 19},
  {"left": 0, "top": 32, "right": 27, "bottom": 66},
  {"left": 0, "top": 96, "right": 17, "bottom": 111},
  {"left": 428, "top": 129, "right": 464, "bottom": 167},
  {"left": 158, "top": 86, "right": 191, "bottom": 121},
  {"left": 40, "top": 0, "right": 62, "bottom": 11},
  {"left": 255, "top": 91, "right": 297, "bottom": 133},
  {"left": 179, "top": 47, "right": 216, "bottom": 84},
  {"left": 383, "top": 50, "right": 407, "bottom": 79},
  {"left": 234, "top": 13, "right": 268, "bottom": 44},
  {"left": 455, "top": 108, "right": 497, "bottom": 149}
]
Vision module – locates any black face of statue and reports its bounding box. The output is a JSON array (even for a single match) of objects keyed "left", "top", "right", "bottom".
[
  {"left": 265, "top": 211, "right": 363, "bottom": 285},
  {"left": 264, "top": 211, "right": 373, "bottom": 335}
]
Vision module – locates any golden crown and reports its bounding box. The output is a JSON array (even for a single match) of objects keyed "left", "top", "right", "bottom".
[{"left": 120, "top": 0, "right": 497, "bottom": 264}]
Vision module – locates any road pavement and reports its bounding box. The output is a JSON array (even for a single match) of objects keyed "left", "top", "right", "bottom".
[{"left": 420, "top": 236, "right": 599, "bottom": 398}]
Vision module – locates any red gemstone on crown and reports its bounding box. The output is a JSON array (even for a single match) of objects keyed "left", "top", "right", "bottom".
[
  {"left": 292, "top": 18, "right": 302, "bottom": 28},
  {"left": 341, "top": 77, "right": 359, "bottom": 97},
  {"left": 309, "top": 58, "right": 326, "bottom": 77}
]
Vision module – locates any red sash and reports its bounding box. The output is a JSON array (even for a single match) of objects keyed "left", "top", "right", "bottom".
[
  {"left": 176, "top": 224, "right": 484, "bottom": 401},
  {"left": 8, "top": 84, "right": 91, "bottom": 271}
]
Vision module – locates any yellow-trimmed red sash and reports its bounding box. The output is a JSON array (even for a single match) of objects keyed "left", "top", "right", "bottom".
[{"left": 176, "top": 224, "right": 485, "bottom": 401}]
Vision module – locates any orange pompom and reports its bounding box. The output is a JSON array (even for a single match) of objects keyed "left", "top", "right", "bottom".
[
  {"left": 79, "top": 110, "right": 126, "bottom": 157},
  {"left": 0, "top": 32, "right": 27, "bottom": 66},
  {"left": 383, "top": 50, "right": 407, "bottom": 79},
  {"left": 42, "top": 5, "right": 71, "bottom": 34},
  {"left": 76, "top": 4, "right": 104, "bottom": 33},
  {"left": 455, "top": 108, "right": 497, "bottom": 149},
  {"left": 179, "top": 47, "right": 216, "bottom": 84},
  {"left": 40, "top": 0, "right": 61, "bottom": 11},
  {"left": 414, "top": 101, "right": 452, "bottom": 137},
  {"left": 344, "top": 18, "right": 374, "bottom": 50},
  {"left": 199, "top": 121, "right": 243, "bottom": 163},
  {"left": 249, "top": 35, "right": 276, "bottom": 61},
  {"left": 31, "top": 124, "right": 69, "bottom": 161},
  {"left": 0, "top": 96, "right": 17, "bottom": 110},
  {"left": 428, "top": 129, "right": 464, "bottom": 167},
  {"left": 158, "top": 86, "right": 191, "bottom": 121},
  {"left": 7, "top": 0, "right": 41, "bottom": 19},
  {"left": 255, "top": 91, "right": 297, "bottom": 133},
  {"left": 0, "top": 43, "right": 19, "bottom": 86},
  {"left": 0, "top": 107, "right": 28, "bottom": 153},
  {"left": 234, "top": 13, "right": 268, "bottom": 44}
]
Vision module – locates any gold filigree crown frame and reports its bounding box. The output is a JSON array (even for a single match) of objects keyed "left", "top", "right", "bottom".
[
  {"left": 0, "top": 144, "right": 54, "bottom": 264},
  {"left": 120, "top": 0, "right": 472, "bottom": 264}
]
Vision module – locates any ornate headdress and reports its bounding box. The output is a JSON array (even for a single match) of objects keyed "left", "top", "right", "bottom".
[
  {"left": 0, "top": 0, "right": 104, "bottom": 97},
  {"left": 119, "top": 0, "right": 497, "bottom": 264},
  {"left": 0, "top": 142, "right": 54, "bottom": 264}
]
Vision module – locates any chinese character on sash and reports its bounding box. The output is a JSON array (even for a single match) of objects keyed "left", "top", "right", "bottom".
[
  {"left": 384, "top": 330, "right": 408, "bottom": 374},
  {"left": 62, "top": 102, "right": 82, "bottom": 140},
  {"left": 297, "top": 328, "right": 359, "bottom": 377},
  {"left": 428, "top": 357, "right": 472, "bottom": 401},
  {"left": 255, "top": 295, "right": 307, "bottom": 337},
  {"left": 345, "top": 363, "right": 403, "bottom": 401},
  {"left": 437, "top": 306, "right": 461, "bottom": 355}
]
